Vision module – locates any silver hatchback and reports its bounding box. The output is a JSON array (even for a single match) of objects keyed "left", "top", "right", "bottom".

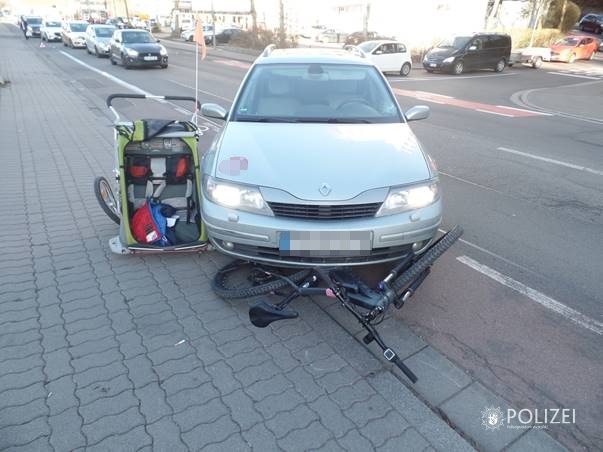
[{"left": 201, "top": 47, "right": 441, "bottom": 266}]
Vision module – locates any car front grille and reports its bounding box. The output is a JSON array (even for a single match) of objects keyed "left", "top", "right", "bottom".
[{"left": 268, "top": 202, "right": 382, "bottom": 220}]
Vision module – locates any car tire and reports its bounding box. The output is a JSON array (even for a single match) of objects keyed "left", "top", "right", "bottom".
[
  {"left": 63, "top": 39, "right": 67, "bottom": 47},
  {"left": 425, "top": 69, "right": 434, "bottom": 73},
  {"left": 400, "top": 62, "right": 411, "bottom": 77},
  {"left": 494, "top": 58, "right": 506, "bottom": 72},
  {"left": 160, "top": 64, "right": 168, "bottom": 69},
  {"left": 95, "top": 46, "right": 100, "bottom": 57},
  {"left": 69, "top": 40, "right": 74, "bottom": 49},
  {"left": 86, "top": 46, "right": 91, "bottom": 54},
  {"left": 568, "top": 53, "right": 576, "bottom": 64},
  {"left": 589, "top": 51, "right": 595, "bottom": 60},
  {"left": 531, "top": 56, "right": 543, "bottom": 69},
  {"left": 597, "top": 26, "right": 602, "bottom": 35},
  {"left": 452, "top": 60, "right": 464, "bottom": 75},
  {"left": 110, "top": 55, "right": 117, "bottom": 65},
  {"left": 187, "top": 35, "right": 193, "bottom": 42}
]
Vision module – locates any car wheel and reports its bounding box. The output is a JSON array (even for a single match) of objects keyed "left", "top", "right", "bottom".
[
  {"left": 568, "top": 53, "right": 576, "bottom": 64},
  {"left": 494, "top": 58, "right": 506, "bottom": 72},
  {"left": 63, "top": 39, "right": 67, "bottom": 47},
  {"left": 580, "top": 25, "right": 585, "bottom": 31},
  {"left": 69, "top": 40, "right": 74, "bottom": 49},
  {"left": 187, "top": 35, "right": 193, "bottom": 42},
  {"left": 452, "top": 60, "right": 464, "bottom": 75},
  {"left": 110, "top": 55, "right": 117, "bottom": 65},
  {"left": 597, "top": 26, "right": 602, "bottom": 35},
  {"left": 531, "top": 56, "right": 543, "bottom": 69},
  {"left": 399, "top": 62, "right": 411, "bottom": 77},
  {"left": 425, "top": 69, "right": 434, "bottom": 73},
  {"left": 589, "top": 51, "right": 596, "bottom": 60},
  {"left": 86, "top": 46, "right": 91, "bottom": 54},
  {"left": 160, "top": 64, "right": 168, "bottom": 69}
]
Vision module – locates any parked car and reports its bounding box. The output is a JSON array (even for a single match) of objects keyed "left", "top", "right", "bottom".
[
  {"left": 85, "top": 24, "right": 115, "bottom": 57},
  {"left": 550, "top": 35, "right": 598, "bottom": 63},
  {"left": 316, "top": 28, "right": 347, "bottom": 43},
  {"left": 199, "top": 48, "right": 439, "bottom": 266},
  {"left": 23, "top": 16, "right": 42, "bottom": 38},
  {"left": 109, "top": 29, "right": 168, "bottom": 69},
  {"left": 181, "top": 24, "right": 213, "bottom": 42},
  {"left": 423, "top": 33, "right": 511, "bottom": 75},
  {"left": 298, "top": 24, "right": 327, "bottom": 40},
  {"left": 579, "top": 14, "right": 603, "bottom": 34},
  {"left": 345, "top": 31, "right": 390, "bottom": 46},
  {"left": 40, "top": 19, "right": 62, "bottom": 41},
  {"left": 356, "top": 40, "right": 412, "bottom": 76},
  {"left": 106, "top": 18, "right": 126, "bottom": 29},
  {"left": 62, "top": 20, "right": 89, "bottom": 48},
  {"left": 205, "top": 27, "right": 241, "bottom": 45}
]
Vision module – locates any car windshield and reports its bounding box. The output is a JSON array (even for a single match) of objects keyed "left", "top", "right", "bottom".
[
  {"left": 122, "top": 31, "right": 155, "bottom": 43},
  {"left": 69, "top": 23, "right": 88, "bottom": 32},
  {"left": 45, "top": 21, "right": 61, "bottom": 27},
  {"left": 27, "top": 17, "right": 42, "bottom": 24},
  {"left": 358, "top": 41, "right": 379, "bottom": 53},
  {"left": 232, "top": 63, "right": 401, "bottom": 124},
  {"left": 555, "top": 37, "right": 579, "bottom": 46},
  {"left": 437, "top": 36, "right": 471, "bottom": 49},
  {"left": 95, "top": 27, "right": 114, "bottom": 37}
]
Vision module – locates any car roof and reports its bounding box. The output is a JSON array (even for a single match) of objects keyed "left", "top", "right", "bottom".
[
  {"left": 257, "top": 48, "right": 372, "bottom": 65},
  {"left": 364, "top": 39, "right": 399, "bottom": 45},
  {"left": 91, "top": 24, "right": 115, "bottom": 28}
]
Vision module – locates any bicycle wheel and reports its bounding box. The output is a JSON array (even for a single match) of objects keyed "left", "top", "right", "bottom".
[
  {"left": 391, "top": 226, "right": 463, "bottom": 294},
  {"left": 212, "top": 260, "right": 311, "bottom": 299},
  {"left": 94, "top": 176, "right": 120, "bottom": 224}
]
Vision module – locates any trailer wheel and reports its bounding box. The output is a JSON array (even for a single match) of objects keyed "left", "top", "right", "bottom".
[
  {"left": 94, "top": 176, "right": 121, "bottom": 224},
  {"left": 531, "top": 56, "right": 543, "bottom": 69}
]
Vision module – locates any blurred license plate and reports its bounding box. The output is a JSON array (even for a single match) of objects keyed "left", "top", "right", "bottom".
[
  {"left": 279, "top": 231, "right": 371, "bottom": 257},
  {"left": 429, "top": 63, "right": 437, "bottom": 67},
  {"left": 144, "top": 56, "right": 158, "bottom": 61}
]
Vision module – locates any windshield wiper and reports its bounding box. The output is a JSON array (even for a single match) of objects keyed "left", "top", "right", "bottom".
[{"left": 236, "top": 117, "right": 297, "bottom": 123}]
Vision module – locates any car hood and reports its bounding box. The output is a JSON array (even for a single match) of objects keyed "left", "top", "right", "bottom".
[
  {"left": 213, "top": 122, "right": 430, "bottom": 201},
  {"left": 95, "top": 37, "right": 112, "bottom": 44},
  {"left": 43, "top": 27, "right": 62, "bottom": 32},
  {"left": 126, "top": 43, "right": 161, "bottom": 52},
  {"left": 67, "top": 32, "right": 87, "bottom": 39},
  {"left": 426, "top": 47, "right": 458, "bottom": 59}
]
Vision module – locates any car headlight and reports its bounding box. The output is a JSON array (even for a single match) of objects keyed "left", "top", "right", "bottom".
[
  {"left": 126, "top": 48, "right": 139, "bottom": 57},
  {"left": 443, "top": 56, "right": 455, "bottom": 63},
  {"left": 376, "top": 181, "right": 439, "bottom": 217},
  {"left": 204, "top": 176, "right": 272, "bottom": 215},
  {"left": 159, "top": 45, "right": 167, "bottom": 56}
]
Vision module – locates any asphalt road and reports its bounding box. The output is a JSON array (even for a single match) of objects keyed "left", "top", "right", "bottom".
[{"left": 16, "top": 29, "right": 602, "bottom": 450}]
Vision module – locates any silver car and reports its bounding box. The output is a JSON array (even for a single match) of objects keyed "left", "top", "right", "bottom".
[
  {"left": 201, "top": 47, "right": 441, "bottom": 266},
  {"left": 85, "top": 24, "right": 116, "bottom": 56}
]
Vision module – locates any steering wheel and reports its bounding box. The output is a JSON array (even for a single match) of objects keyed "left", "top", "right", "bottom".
[{"left": 337, "top": 98, "right": 371, "bottom": 110}]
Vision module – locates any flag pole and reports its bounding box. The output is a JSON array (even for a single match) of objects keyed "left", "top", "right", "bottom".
[{"left": 194, "top": 16, "right": 199, "bottom": 126}]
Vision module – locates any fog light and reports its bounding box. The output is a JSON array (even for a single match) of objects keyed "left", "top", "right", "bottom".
[
  {"left": 222, "top": 241, "right": 234, "bottom": 251},
  {"left": 412, "top": 241, "right": 424, "bottom": 252}
]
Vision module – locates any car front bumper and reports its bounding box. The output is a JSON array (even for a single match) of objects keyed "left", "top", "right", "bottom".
[
  {"left": 423, "top": 60, "right": 453, "bottom": 71},
  {"left": 203, "top": 198, "right": 442, "bottom": 267},
  {"left": 125, "top": 55, "right": 168, "bottom": 66}
]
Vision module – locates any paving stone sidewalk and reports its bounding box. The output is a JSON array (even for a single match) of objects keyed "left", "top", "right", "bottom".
[{"left": 0, "top": 24, "right": 473, "bottom": 452}]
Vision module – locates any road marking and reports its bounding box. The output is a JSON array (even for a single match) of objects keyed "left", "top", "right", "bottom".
[
  {"left": 168, "top": 79, "right": 233, "bottom": 102},
  {"left": 547, "top": 71, "right": 600, "bottom": 80},
  {"left": 457, "top": 255, "right": 603, "bottom": 335},
  {"left": 60, "top": 51, "right": 222, "bottom": 130},
  {"left": 393, "top": 87, "right": 547, "bottom": 118},
  {"left": 475, "top": 109, "right": 514, "bottom": 117},
  {"left": 389, "top": 72, "right": 516, "bottom": 82},
  {"left": 61, "top": 50, "right": 151, "bottom": 95},
  {"left": 497, "top": 146, "right": 603, "bottom": 176},
  {"left": 439, "top": 171, "right": 506, "bottom": 195}
]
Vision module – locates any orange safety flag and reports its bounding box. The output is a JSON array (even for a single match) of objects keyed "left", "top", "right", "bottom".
[{"left": 193, "top": 16, "right": 207, "bottom": 60}]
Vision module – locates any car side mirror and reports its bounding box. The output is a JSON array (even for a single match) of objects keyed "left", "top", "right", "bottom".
[
  {"left": 201, "top": 103, "right": 228, "bottom": 120},
  {"left": 468, "top": 45, "right": 477, "bottom": 51},
  {"left": 405, "top": 105, "right": 430, "bottom": 122}
]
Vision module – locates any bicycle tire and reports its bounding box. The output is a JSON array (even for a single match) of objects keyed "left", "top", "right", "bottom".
[
  {"left": 212, "top": 260, "right": 311, "bottom": 299},
  {"left": 391, "top": 226, "right": 463, "bottom": 295},
  {"left": 94, "top": 176, "right": 121, "bottom": 224}
]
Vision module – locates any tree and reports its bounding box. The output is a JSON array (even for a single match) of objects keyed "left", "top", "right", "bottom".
[{"left": 250, "top": 0, "right": 257, "bottom": 33}]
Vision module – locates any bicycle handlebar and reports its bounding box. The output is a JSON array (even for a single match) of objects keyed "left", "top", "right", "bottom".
[{"left": 106, "top": 93, "right": 201, "bottom": 111}]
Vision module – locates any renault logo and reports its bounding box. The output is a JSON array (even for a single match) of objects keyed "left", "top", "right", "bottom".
[{"left": 319, "top": 183, "right": 332, "bottom": 196}]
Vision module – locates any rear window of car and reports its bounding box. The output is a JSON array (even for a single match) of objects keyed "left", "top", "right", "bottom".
[
  {"left": 95, "top": 27, "right": 114, "bottom": 37},
  {"left": 232, "top": 63, "right": 402, "bottom": 124},
  {"left": 69, "top": 23, "right": 88, "bottom": 32}
]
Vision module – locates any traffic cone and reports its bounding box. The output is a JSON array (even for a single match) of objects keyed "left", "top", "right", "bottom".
[{"left": 40, "top": 41, "right": 46, "bottom": 48}]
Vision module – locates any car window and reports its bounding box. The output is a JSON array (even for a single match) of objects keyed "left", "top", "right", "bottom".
[
  {"left": 45, "top": 21, "right": 61, "bottom": 27},
  {"left": 95, "top": 27, "right": 114, "bottom": 37},
  {"left": 556, "top": 37, "right": 579, "bottom": 46},
  {"left": 358, "top": 41, "right": 379, "bottom": 53},
  {"left": 232, "top": 63, "right": 402, "bottom": 124},
  {"left": 396, "top": 43, "right": 407, "bottom": 53},
  {"left": 437, "top": 36, "right": 471, "bottom": 49},
  {"left": 122, "top": 31, "right": 154, "bottom": 43},
  {"left": 69, "top": 23, "right": 88, "bottom": 32}
]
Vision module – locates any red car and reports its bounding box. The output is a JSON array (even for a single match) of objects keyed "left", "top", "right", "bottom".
[{"left": 550, "top": 35, "right": 598, "bottom": 63}]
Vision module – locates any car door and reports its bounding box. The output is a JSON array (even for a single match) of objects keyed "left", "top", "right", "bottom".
[
  {"left": 110, "top": 31, "right": 120, "bottom": 59},
  {"left": 464, "top": 37, "right": 484, "bottom": 69},
  {"left": 395, "top": 42, "right": 410, "bottom": 67},
  {"left": 85, "top": 26, "right": 94, "bottom": 50},
  {"left": 577, "top": 39, "right": 588, "bottom": 59},
  {"left": 371, "top": 44, "right": 390, "bottom": 71}
]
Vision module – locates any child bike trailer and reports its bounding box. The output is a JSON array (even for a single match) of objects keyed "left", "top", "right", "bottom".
[{"left": 94, "top": 93, "right": 208, "bottom": 254}]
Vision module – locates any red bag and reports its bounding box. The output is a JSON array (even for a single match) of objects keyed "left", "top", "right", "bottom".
[{"left": 131, "top": 201, "right": 160, "bottom": 244}]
